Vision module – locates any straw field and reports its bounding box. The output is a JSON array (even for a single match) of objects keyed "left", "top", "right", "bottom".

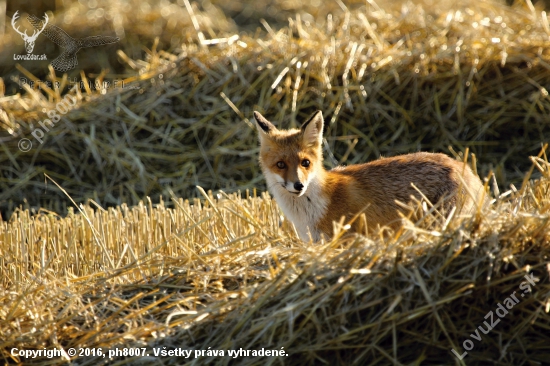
[
  {"left": 1, "top": 0, "right": 550, "bottom": 216},
  {"left": 1, "top": 0, "right": 550, "bottom": 364}
]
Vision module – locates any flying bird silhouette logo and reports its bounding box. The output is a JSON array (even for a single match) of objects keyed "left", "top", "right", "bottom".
[{"left": 27, "top": 14, "right": 119, "bottom": 72}]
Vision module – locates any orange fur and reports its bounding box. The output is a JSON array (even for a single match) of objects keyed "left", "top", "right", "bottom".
[{"left": 254, "top": 110, "right": 486, "bottom": 241}]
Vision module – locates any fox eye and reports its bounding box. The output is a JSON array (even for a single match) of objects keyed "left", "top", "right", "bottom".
[
  {"left": 276, "top": 161, "right": 286, "bottom": 169},
  {"left": 301, "top": 159, "right": 310, "bottom": 167}
]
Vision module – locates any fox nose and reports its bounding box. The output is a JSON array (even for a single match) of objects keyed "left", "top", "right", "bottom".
[{"left": 294, "top": 182, "right": 304, "bottom": 191}]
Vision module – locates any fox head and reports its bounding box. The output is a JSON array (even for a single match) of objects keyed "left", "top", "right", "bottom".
[{"left": 253, "top": 110, "right": 324, "bottom": 197}]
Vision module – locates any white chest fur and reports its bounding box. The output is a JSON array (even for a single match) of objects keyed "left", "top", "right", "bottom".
[{"left": 265, "top": 172, "right": 328, "bottom": 241}]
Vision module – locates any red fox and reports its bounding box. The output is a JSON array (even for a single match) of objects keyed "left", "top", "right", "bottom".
[{"left": 253, "top": 110, "right": 486, "bottom": 241}]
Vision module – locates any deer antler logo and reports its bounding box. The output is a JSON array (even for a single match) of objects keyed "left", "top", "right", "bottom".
[{"left": 11, "top": 11, "right": 48, "bottom": 53}]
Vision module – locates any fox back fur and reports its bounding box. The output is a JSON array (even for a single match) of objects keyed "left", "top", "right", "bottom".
[{"left": 253, "top": 110, "right": 486, "bottom": 241}]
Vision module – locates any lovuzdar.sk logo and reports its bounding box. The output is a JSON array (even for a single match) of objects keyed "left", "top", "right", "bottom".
[
  {"left": 12, "top": 10, "right": 48, "bottom": 61},
  {"left": 12, "top": 10, "right": 120, "bottom": 72}
]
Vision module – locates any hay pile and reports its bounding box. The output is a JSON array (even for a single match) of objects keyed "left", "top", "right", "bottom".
[
  {"left": 1, "top": 0, "right": 550, "bottom": 364},
  {"left": 0, "top": 151, "right": 549, "bottom": 365},
  {"left": 1, "top": 0, "right": 550, "bottom": 218}
]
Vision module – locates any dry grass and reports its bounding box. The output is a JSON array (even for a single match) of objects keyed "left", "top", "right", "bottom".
[
  {"left": 0, "top": 149, "right": 549, "bottom": 365},
  {"left": 1, "top": 0, "right": 550, "bottom": 364},
  {"left": 1, "top": 0, "right": 550, "bottom": 218}
]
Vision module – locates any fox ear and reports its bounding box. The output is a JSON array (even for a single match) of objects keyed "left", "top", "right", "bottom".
[
  {"left": 301, "top": 110, "right": 324, "bottom": 147},
  {"left": 253, "top": 111, "right": 276, "bottom": 141}
]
